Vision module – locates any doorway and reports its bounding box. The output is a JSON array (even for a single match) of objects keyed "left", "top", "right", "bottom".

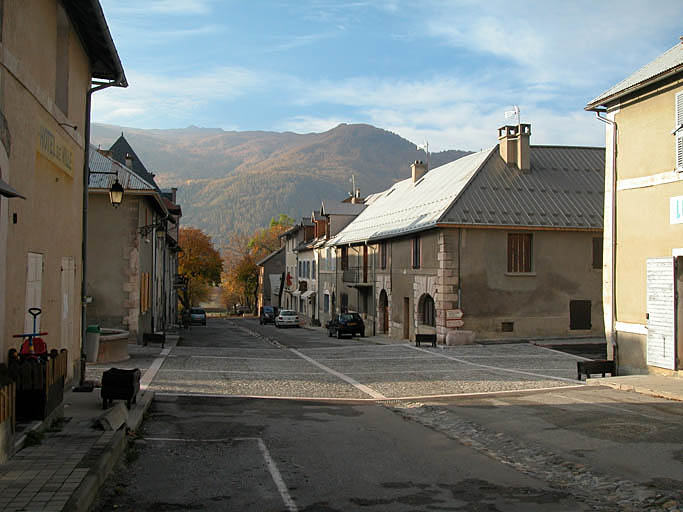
[{"left": 379, "top": 290, "right": 388, "bottom": 334}]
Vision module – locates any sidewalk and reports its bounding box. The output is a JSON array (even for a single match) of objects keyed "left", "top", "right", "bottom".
[
  {"left": 0, "top": 336, "right": 176, "bottom": 512},
  {"left": 587, "top": 373, "right": 683, "bottom": 401}
]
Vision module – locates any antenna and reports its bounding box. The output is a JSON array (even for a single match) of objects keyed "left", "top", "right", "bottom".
[
  {"left": 416, "top": 140, "right": 430, "bottom": 170},
  {"left": 504, "top": 105, "right": 521, "bottom": 125}
]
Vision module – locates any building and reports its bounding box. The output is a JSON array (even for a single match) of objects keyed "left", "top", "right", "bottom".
[
  {"left": 0, "top": 1, "right": 126, "bottom": 381},
  {"left": 586, "top": 40, "right": 683, "bottom": 375},
  {"left": 332, "top": 124, "right": 605, "bottom": 343},
  {"left": 256, "top": 247, "right": 285, "bottom": 313},
  {"left": 280, "top": 219, "right": 314, "bottom": 311},
  {"left": 88, "top": 146, "right": 181, "bottom": 343}
]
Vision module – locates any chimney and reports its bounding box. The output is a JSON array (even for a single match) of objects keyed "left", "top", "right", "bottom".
[
  {"left": 497, "top": 124, "right": 531, "bottom": 172},
  {"left": 411, "top": 160, "right": 427, "bottom": 182},
  {"left": 125, "top": 152, "right": 133, "bottom": 169},
  {"left": 351, "top": 188, "right": 361, "bottom": 204}
]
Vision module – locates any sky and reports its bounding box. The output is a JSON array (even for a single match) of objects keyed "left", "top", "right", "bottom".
[{"left": 93, "top": 0, "right": 683, "bottom": 152}]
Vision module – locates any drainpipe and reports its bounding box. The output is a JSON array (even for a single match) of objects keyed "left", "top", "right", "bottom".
[
  {"left": 595, "top": 110, "right": 618, "bottom": 368},
  {"left": 457, "top": 228, "right": 462, "bottom": 309},
  {"left": 367, "top": 240, "right": 376, "bottom": 336},
  {"left": 76, "top": 81, "right": 115, "bottom": 391}
]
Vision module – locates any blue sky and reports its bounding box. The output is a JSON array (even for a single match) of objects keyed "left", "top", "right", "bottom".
[{"left": 93, "top": 0, "right": 683, "bottom": 151}]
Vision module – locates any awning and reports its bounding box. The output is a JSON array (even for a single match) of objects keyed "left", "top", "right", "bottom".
[
  {"left": 0, "top": 178, "right": 25, "bottom": 199},
  {"left": 302, "top": 290, "right": 316, "bottom": 299}
]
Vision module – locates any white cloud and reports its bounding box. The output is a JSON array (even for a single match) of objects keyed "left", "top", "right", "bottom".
[
  {"left": 277, "top": 116, "right": 354, "bottom": 134},
  {"left": 102, "top": 0, "right": 214, "bottom": 15}
]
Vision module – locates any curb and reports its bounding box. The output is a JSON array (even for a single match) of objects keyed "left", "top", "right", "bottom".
[
  {"left": 64, "top": 390, "right": 155, "bottom": 512},
  {"left": 585, "top": 379, "right": 683, "bottom": 402}
]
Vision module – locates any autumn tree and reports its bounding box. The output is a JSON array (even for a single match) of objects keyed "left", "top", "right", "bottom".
[
  {"left": 221, "top": 215, "right": 293, "bottom": 312},
  {"left": 179, "top": 227, "right": 223, "bottom": 307}
]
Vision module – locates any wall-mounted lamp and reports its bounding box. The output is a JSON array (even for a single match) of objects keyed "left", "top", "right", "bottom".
[
  {"left": 138, "top": 221, "right": 166, "bottom": 237},
  {"left": 59, "top": 122, "right": 78, "bottom": 130},
  {"left": 90, "top": 170, "right": 125, "bottom": 208}
]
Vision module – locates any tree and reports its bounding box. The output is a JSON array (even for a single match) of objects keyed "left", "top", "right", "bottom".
[
  {"left": 221, "top": 215, "right": 293, "bottom": 312},
  {"left": 179, "top": 227, "right": 223, "bottom": 307}
]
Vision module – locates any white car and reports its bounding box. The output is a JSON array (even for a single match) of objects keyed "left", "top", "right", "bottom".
[{"left": 275, "top": 310, "right": 299, "bottom": 328}]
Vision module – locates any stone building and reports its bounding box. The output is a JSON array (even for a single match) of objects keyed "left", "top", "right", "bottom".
[{"left": 332, "top": 124, "right": 605, "bottom": 343}]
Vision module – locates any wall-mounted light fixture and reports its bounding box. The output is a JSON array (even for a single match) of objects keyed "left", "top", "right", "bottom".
[{"left": 90, "top": 170, "right": 124, "bottom": 207}]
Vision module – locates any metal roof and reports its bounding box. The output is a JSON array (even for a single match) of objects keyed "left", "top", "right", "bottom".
[
  {"left": 332, "top": 150, "right": 493, "bottom": 245},
  {"left": 88, "top": 146, "right": 157, "bottom": 191},
  {"left": 587, "top": 42, "right": 683, "bottom": 109},
  {"left": 0, "top": 178, "right": 24, "bottom": 199},
  {"left": 256, "top": 247, "right": 284, "bottom": 266},
  {"left": 109, "top": 135, "right": 158, "bottom": 188},
  {"left": 320, "top": 201, "right": 367, "bottom": 216},
  {"left": 441, "top": 146, "right": 605, "bottom": 229}
]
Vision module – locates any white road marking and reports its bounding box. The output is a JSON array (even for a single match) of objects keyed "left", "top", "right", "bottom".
[
  {"left": 187, "top": 355, "right": 300, "bottom": 361},
  {"left": 531, "top": 344, "right": 593, "bottom": 361},
  {"left": 145, "top": 436, "right": 298, "bottom": 511},
  {"left": 289, "top": 348, "right": 386, "bottom": 399},
  {"left": 140, "top": 337, "right": 177, "bottom": 391},
  {"left": 408, "top": 345, "right": 583, "bottom": 385},
  {"left": 158, "top": 369, "right": 326, "bottom": 375}
]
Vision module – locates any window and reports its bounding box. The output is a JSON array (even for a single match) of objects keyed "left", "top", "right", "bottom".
[
  {"left": 323, "top": 293, "right": 329, "bottom": 313},
  {"left": 507, "top": 233, "right": 532, "bottom": 273},
  {"left": 341, "top": 247, "right": 348, "bottom": 270},
  {"left": 312, "top": 259, "right": 316, "bottom": 278},
  {"left": 677, "top": 91, "right": 683, "bottom": 171},
  {"left": 411, "top": 236, "right": 421, "bottom": 269},
  {"left": 55, "top": 4, "right": 70, "bottom": 115},
  {"left": 306, "top": 261, "right": 310, "bottom": 278},
  {"left": 592, "top": 237, "right": 603, "bottom": 269},
  {"left": 379, "top": 241, "right": 387, "bottom": 269}
]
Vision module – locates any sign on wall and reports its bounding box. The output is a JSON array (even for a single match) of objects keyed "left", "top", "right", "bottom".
[
  {"left": 670, "top": 196, "right": 683, "bottom": 224},
  {"left": 37, "top": 124, "right": 74, "bottom": 176},
  {"left": 446, "top": 309, "right": 464, "bottom": 328}
]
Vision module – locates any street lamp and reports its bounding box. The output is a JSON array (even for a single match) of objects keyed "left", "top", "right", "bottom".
[{"left": 109, "top": 177, "right": 124, "bottom": 207}]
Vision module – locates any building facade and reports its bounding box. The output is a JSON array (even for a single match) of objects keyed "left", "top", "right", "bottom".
[
  {"left": 333, "top": 125, "right": 605, "bottom": 343},
  {"left": 0, "top": 1, "right": 125, "bottom": 381},
  {"left": 586, "top": 40, "right": 683, "bottom": 375}
]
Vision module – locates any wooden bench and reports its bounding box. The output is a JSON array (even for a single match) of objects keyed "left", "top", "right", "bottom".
[
  {"left": 415, "top": 333, "right": 437, "bottom": 348},
  {"left": 577, "top": 359, "right": 616, "bottom": 381}
]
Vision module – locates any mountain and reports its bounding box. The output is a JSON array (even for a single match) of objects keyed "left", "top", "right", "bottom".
[{"left": 91, "top": 123, "right": 472, "bottom": 246}]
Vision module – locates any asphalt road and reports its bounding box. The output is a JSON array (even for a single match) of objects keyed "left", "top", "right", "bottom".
[{"left": 91, "top": 318, "right": 683, "bottom": 511}]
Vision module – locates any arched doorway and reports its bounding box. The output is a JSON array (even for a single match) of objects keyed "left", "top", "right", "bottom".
[
  {"left": 418, "top": 293, "right": 436, "bottom": 327},
  {"left": 379, "top": 289, "right": 389, "bottom": 334}
]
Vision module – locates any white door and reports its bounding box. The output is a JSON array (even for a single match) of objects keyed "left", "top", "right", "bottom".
[
  {"left": 24, "top": 252, "right": 43, "bottom": 334},
  {"left": 61, "top": 257, "right": 75, "bottom": 348},
  {"left": 646, "top": 257, "right": 677, "bottom": 370}
]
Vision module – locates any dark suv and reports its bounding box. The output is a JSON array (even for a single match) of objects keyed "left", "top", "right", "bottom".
[
  {"left": 327, "top": 312, "right": 365, "bottom": 338},
  {"left": 259, "top": 305, "right": 278, "bottom": 325}
]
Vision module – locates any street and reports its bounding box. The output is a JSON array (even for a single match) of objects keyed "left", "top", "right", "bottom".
[{"left": 92, "top": 319, "right": 683, "bottom": 511}]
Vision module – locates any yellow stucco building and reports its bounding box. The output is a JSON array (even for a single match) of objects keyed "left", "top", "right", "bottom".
[
  {"left": 587, "top": 40, "right": 683, "bottom": 375},
  {"left": 0, "top": 1, "right": 126, "bottom": 381}
]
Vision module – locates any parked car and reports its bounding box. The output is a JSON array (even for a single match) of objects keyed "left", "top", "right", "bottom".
[
  {"left": 189, "top": 307, "right": 207, "bottom": 326},
  {"left": 275, "top": 310, "right": 299, "bottom": 328},
  {"left": 328, "top": 312, "right": 365, "bottom": 338},
  {"left": 259, "top": 306, "right": 278, "bottom": 325}
]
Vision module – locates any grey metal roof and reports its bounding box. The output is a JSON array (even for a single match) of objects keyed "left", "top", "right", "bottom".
[
  {"left": 587, "top": 42, "right": 683, "bottom": 109},
  {"left": 256, "top": 247, "right": 284, "bottom": 266},
  {"left": 109, "top": 135, "right": 159, "bottom": 189},
  {"left": 441, "top": 146, "right": 605, "bottom": 229},
  {"left": 88, "top": 145, "right": 156, "bottom": 191},
  {"left": 332, "top": 150, "right": 492, "bottom": 245},
  {"left": 320, "top": 201, "right": 367, "bottom": 216}
]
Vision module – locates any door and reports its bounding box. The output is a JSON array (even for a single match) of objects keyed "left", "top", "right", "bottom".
[
  {"left": 379, "top": 290, "right": 388, "bottom": 334},
  {"left": 61, "top": 257, "right": 75, "bottom": 348},
  {"left": 646, "top": 257, "right": 677, "bottom": 370},
  {"left": 25, "top": 253, "right": 43, "bottom": 334},
  {"left": 363, "top": 246, "right": 368, "bottom": 283},
  {"left": 403, "top": 297, "right": 410, "bottom": 339}
]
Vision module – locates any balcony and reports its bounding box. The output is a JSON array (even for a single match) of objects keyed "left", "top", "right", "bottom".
[{"left": 342, "top": 266, "right": 371, "bottom": 287}]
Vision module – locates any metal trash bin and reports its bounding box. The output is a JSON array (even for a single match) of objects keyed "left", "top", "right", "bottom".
[{"left": 85, "top": 325, "right": 101, "bottom": 363}]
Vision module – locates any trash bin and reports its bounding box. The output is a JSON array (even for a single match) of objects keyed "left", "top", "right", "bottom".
[{"left": 85, "top": 325, "right": 101, "bottom": 363}]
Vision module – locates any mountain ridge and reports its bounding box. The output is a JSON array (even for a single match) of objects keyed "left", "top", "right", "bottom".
[{"left": 91, "top": 122, "right": 472, "bottom": 245}]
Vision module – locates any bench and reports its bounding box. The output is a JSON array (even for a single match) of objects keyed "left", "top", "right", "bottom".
[
  {"left": 415, "top": 333, "right": 437, "bottom": 348},
  {"left": 577, "top": 360, "right": 616, "bottom": 381}
]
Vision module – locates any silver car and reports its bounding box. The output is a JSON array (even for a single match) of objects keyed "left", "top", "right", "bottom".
[{"left": 275, "top": 310, "right": 299, "bottom": 328}]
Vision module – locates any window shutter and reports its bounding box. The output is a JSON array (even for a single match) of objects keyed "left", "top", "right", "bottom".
[{"left": 677, "top": 92, "right": 683, "bottom": 171}]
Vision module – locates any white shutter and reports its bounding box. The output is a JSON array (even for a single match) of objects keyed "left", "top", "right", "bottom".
[
  {"left": 24, "top": 253, "right": 43, "bottom": 333},
  {"left": 676, "top": 92, "right": 683, "bottom": 171},
  {"left": 646, "top": 258, "right": 676, "bottom": 370}
]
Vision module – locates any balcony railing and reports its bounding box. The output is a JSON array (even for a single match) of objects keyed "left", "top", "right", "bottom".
[{"left": 342, "top": 266, "right": 370, "bottom": 284}]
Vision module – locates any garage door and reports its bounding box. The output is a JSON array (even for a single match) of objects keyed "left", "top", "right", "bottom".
[{"left": 646, "top": 258, "right": 676, "bottom": 370}]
